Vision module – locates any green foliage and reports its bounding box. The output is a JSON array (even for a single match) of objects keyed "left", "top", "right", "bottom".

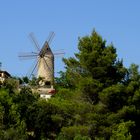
[
  {"left": 110, "top": 121, "right": 134, "bottom": 140},
  {"left": 74, "top": 135, "right": 91, "bottom": 140},
  {"left": 55, "top": 71, "right": 70, "bottom": 89},
  {"left": 57, "top": 125, "right": 90, "bottom": 140},
  {"left": 62, "top": 30, "right": 127, "bottom": 108},
  {"left": 3, "top": 78, "right": 19, "bottom": 93},
  {"left": 99, "top": 84, "right": 126, "bottom": 112},
  {"left": 79, "top": 77, "right": 103, "bottom": 104},
  {"left": 54, "top": 88, "right": 78, "bottom": 101},
  {"left": 63, "top": 30, "right": 127, "bottom": 89},
  {"left": 0, "top": 121, "right": 28, "bottom": 140},
  {"left": 1, "top": 30, "right": 140, "bottom": 139},
  {"left": 29, "top": 76, "right": 38, "bottom": 86},
  {"left": 22, "top": 76, "right": 29, "bottom": 84},
  {"left": 52, "top": 30, "right": 140, "bottom": 139}
]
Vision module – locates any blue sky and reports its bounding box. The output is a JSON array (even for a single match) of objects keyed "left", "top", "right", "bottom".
[{"left": 0, "top": 0, "right": 140, "bottom": 77}]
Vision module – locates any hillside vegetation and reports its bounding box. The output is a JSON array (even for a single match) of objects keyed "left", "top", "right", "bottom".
[{"left": 0, "top": 30, "right": 140, "bottom": 140}]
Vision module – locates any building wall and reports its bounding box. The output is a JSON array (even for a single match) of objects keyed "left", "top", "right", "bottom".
[
  {"left": 37, "top": 55, "right": 54, "bottom": 85},
  {"left": 0, "top": 72, "right": 10, "bottom": 83}
]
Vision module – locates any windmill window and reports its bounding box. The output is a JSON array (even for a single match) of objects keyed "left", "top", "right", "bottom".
[
  {"left": 45, "top": 81, "right": 51, "bottom": 88},
  {"left": 45, "top": 81, "right": 51, "bottom": 85}
]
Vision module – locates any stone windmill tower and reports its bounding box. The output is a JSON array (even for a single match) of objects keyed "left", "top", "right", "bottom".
[
  {"left": 19, "top": 32, "right": 57, "bottom": 86},
  {"left": 37, "top": 39, "right": 54, "bottom": 85}
]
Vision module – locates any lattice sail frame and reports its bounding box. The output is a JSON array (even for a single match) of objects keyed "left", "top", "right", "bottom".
[{"left": 19, "top": 32, "right": 55, "bottom": 85}]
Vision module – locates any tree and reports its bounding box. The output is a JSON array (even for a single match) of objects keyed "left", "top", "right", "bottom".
[
  {"left": 62, "top": 30, "right": 127, "bottom": 104},
  {"left": 55, "top": 71, "right": 70, "bottom": 89},
  {"left": 15, "top": 87, "right": 38, "bottom": 120},
  {"left": 22, "top": 76, "right": 29, "bottom": 84},
  {"left": 64, "top": 30, "right": 127, "bottom": 87},
  {"left": 2, "top": 29, "right": 140, "bottom": 139},
  {"left": 99, "top": 84, "right": 126, "bottom": 112},
  {"left": 3, "top": 78, "right": 19, "bottom": 93},
  {"left": 110, "top": 121, "right": 134, "bottom": 140}
]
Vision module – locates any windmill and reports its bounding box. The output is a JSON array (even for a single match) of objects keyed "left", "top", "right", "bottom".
[{"left": 19, "top": 32, "right": 62, "bottom": 87}]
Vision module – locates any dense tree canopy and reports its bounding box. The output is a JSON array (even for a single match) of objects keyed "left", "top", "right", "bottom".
[{"left": 0, "top": 30, "right": 140, "bottom": 139}]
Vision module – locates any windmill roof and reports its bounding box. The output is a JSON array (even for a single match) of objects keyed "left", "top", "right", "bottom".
[
  {"left": 39, "top": 41, "right": 54, "bottom": 57},
  {"left": 0, "top": 70, "right": 11, "bottom": 77}
]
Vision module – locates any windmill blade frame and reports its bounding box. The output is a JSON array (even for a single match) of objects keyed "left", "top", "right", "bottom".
[
  {"left": 28, "top": 58, "right": 40, "bottom": 79},
  {"left": 18, "top": 52, "right": 38, "bottom": 60},
  {"left": 29, "top": 32, "right": 41, "bottom": 52},
  {"left": 47, "top": 31, "right": 55, "bottom": 44},
  {"left": 53, "top": 52, "right": 65, "bottom": 55},
  {"left": 19, "top": 54, "right": 38, "bottom": 58}
]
